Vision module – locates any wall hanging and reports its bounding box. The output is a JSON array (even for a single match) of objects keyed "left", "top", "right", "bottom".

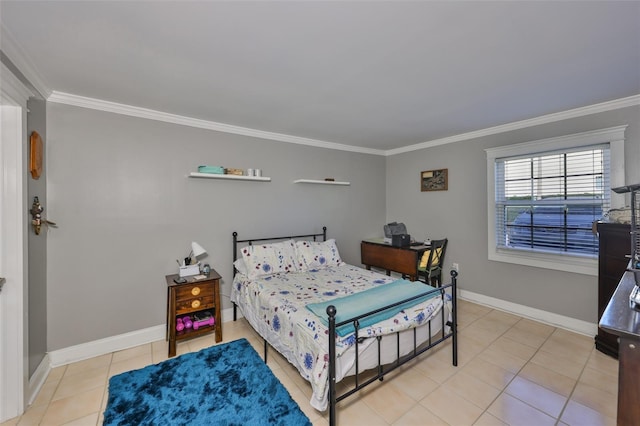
[
  {"left": 29, "top": 131, "right": 43, "bottom": 179},
  {"left": 421, "top": 168, "right": 448, "bottom": 192}
]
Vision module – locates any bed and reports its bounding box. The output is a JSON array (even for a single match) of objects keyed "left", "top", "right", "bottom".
[{"left": 231, "top": 227, "right": 458, "bottom": 425}]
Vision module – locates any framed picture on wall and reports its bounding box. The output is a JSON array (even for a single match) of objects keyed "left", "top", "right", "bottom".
[{"left": 421, "top": 168, "right": 448, "bottom": 192}]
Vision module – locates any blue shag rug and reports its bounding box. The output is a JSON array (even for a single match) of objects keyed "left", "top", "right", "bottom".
[{"left": 103, "top": 338, "right": 311, "bottom": 426}]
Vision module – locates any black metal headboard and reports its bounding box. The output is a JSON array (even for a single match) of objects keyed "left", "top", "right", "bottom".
[
  {"left": 232, "top": 226, "right": 327, "bottom": 277},
  {"left": 231, "top": 227, "right": 327, "bottom": 321}
]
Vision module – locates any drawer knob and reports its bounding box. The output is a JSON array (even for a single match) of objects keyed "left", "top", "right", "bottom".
[
  {"left": 191, "top": 299, "right": 201, "bottom": 309},
  {"left": 191, "top": 287, "right": 201, "bottom": 296}
]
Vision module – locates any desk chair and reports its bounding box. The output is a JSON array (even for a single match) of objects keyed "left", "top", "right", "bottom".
[{"left": 417, "top": 239, "right": 448, "bottom": 286}]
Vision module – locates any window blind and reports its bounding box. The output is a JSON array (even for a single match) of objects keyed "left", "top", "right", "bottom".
[{"left": 495, "top": 144, "right": 610, "bottom": 256}]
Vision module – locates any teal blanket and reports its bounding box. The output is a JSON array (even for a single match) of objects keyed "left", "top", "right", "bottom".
[{"left": 306, "top": 279, "right": 439, "bottom": 337}]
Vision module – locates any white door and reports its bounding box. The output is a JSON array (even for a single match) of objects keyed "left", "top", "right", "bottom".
[
  {"left": 0, "top": 64, "right": 31, "bottom": 422},
  {"left": 0, "top": 104, "right": 24, "bottom": 422},
  {"left": 0, "top": 108, "right": 4, "bottom": 421}
]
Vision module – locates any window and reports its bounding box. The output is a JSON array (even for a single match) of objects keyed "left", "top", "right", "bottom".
[
  {"left": 498, "top": 146, "right": 608, "bottom": 255},
  {"left": 486, "top": 126, "right": 626, "bottom": 275}
]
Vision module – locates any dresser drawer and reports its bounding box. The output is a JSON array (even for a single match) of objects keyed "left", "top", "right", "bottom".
[
  {"left": 598, "top": 223, "right": 631, "bottom": 259},
  {"left": 601, "top": 256, "right": 631, "bottom": 278},
  {"left": 601, "top": 244, "right": 630, "bottom": 260}
]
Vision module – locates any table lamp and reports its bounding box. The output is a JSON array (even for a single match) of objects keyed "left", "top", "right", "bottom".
[
  {"left": 183, "top": 242, "right": 207, "bottom": 267},
  {"left": 179, "top": 242, "right": 208, "bottom": 278},
  {"left": 191, "top": 241, "right": 207, "bottom": 259}
]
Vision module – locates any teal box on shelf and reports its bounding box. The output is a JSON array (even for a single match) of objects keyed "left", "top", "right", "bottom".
[{"left": 198, "top": 165, "right": 225, "bottom": 174}]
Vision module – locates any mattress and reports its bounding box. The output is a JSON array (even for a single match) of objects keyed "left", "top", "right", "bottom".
[{"left": 231, "top": 263, "right": 449, "bottom": 411}]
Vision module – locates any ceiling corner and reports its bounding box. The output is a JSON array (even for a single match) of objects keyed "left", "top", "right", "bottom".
[{"left": 1, "top": 22, "right": 52, "bottom": 99}]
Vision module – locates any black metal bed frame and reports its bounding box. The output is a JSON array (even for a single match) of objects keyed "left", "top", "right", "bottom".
[
  {"left": 326, "top": 273, "right": 457, "bottom": 425},
  {"left": 231, "top": 227, "right": 458, "bottom": 426}
]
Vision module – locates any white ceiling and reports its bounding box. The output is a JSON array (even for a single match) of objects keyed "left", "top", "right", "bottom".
[{"left": 1, "top": 1, "right": 639, "bottom": 153}]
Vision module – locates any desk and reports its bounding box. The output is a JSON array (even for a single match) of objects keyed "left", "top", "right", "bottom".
[
  {"left": 361, "top": 239, "right": 430, "bottom": 281},
  {"left": 599, "top": 270, "right": 640, "bottom": 425}
]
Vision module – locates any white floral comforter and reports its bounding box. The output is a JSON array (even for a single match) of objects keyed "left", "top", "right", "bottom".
[{"left": 231, "top": 264, "right": 446, "bottom": 411}]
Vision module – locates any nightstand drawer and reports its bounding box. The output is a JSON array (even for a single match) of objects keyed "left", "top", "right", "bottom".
[
  {"left": 175, "top": 295, "right": 215, "bottom": 314},
  {"left": 175, "top": 283, "right": 213, "bottom": 299}
]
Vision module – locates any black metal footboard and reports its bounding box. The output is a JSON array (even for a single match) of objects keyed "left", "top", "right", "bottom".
[{"left": 326, "top": 270, "right": 458, "bottom": 426}]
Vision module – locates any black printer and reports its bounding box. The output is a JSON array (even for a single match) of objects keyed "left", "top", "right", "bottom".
[{"left": 384, "top": 222, "right": 411, "bottom": 247}]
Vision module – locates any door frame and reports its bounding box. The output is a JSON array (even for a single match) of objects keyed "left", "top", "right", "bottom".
[{"left": 0, "top": 63, "right": 32, "bottom": 422}]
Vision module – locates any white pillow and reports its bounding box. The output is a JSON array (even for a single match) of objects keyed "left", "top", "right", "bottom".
[
  {"left": 233, "top": 258, "right": 248, "bottom": 276},
  {"left": 295, "top": 239, "right": 344, "bottom": 270},
  {"left": 240, "top": 240, "right": 299, "bottom": 279}
]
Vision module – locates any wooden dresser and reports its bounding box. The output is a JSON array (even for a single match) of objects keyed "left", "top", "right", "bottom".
[
  {"left": 595, "top": 222, "right": 631, "bottom": 358},
  {"left": 599, "top": 270, "right": 640, "bottom": 425}
]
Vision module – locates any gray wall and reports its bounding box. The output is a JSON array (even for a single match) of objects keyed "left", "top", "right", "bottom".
[
  {"left": 386, "top": 105, "right": 640, "bottom": 323},
  {"left": 45, "top": 103, "right": 386, "bottom": 350},
  {"left": 43, "top": 100, "right": 640, "bottom": 350},
  {"left": 26, "top": 98, "right": 47, "bottom": 377}
]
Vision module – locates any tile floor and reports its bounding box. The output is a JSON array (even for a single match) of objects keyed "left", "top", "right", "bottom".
[{"left": 2, "top": 300, "right": 618, "bottom": 425}]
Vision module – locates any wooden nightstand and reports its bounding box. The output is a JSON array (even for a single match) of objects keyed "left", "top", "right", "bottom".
[{"left": 166, "top": 270, "right": 222, "bottom": 357}]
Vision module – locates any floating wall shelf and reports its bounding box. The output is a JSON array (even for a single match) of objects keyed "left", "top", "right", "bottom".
[
  {"left": 293, "top": 179, "right": 350, "bottom": 186},
  {"left": 189, "top": 172, "right": 271, "bottom": 182}
]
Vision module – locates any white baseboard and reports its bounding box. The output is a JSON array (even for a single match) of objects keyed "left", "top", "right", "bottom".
[
  {"left": 458, "top": 289, "right": 598, "bottom": 337},
  {"left": 36, "top": 296, "right": 594, "bottom": 408},
  {"left": 48, "top": 325, "right": 166, "bottom": 368},
  {"left": 27, "top": 354, "right": 51, "bottom": 406},
  {"left": 46, "top": 296, "right": 595, "bottom": 369},
  {"left": 222, "top": 306, "right": 241, "bottom": 322},
  {"left": 47, "top": 309, "right": 241, "bottom": 368}
]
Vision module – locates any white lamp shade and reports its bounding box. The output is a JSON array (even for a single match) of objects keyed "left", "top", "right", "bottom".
[{"left": 191, "top": 241, "right": 207, "bottom": 257}]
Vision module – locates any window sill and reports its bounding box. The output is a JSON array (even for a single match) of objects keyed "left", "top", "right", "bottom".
[{"left": 489, "top": 248, "right": 597, "bottom": 276}]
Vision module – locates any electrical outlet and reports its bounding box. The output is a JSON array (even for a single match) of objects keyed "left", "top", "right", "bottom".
[{"left": 452, "top": 263, "right": 459, "bottom": 272}]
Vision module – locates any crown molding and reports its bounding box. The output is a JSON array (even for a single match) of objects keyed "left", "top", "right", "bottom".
[
  {"left": 47, "top": 91, "right": 386, "bottom": 156},
  {"left": 385, "top": 94, "right": 640, "bottom": 156},
  {"left": 0, "top": 23, "right": 51, "bottom": 99},
  {"left": 47, "top": 88, "right": 639, "bottom": 157},
  {"left": 1, "top": 63, "right": 34, "bottom": 106}
]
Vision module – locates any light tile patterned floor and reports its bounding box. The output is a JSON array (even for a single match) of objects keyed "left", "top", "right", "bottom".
[{"left": 2, "top": 300, "right": 618, "bottom": 425}]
